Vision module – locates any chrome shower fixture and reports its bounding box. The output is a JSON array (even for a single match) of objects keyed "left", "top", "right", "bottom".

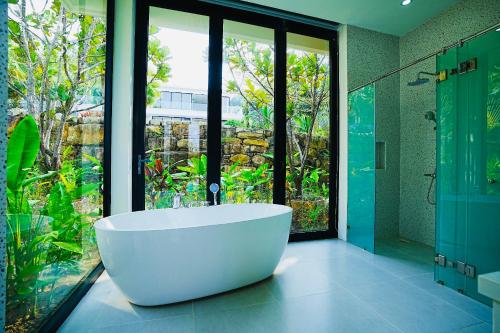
[
  {"left": 407, "top": 71, "right": 439, "bottom": 86},
  {"left": 424, "top": 110, "right": 437, "bottom": 130}
]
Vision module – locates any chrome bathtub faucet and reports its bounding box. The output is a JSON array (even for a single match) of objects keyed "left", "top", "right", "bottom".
[{"left": 209, "top": 183, "right": 219, "bottom": 206}]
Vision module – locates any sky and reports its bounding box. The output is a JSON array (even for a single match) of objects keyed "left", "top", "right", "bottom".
[{"left": 155, "top": 28, "right": 211, "bottom": 91}]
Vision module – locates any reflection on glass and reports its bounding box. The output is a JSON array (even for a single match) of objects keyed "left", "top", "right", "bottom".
[
  {"left": 286, "top": 33, "right": 330, "bottom": 233},
  {"left": 144, "top": 8, "right": 209, "bottom": 209},
  {"left": 220, "top": 21, "right": 274, "bottom": 204},
  {"left": 6, "top": 0, "right": 107, "bottom": 330}
]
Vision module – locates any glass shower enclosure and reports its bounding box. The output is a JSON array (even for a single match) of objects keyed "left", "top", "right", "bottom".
[
  {"left": 435, "top": 28, "right": 500, "bottom": 305},
  {"left": 347, "top": 28, "right": 500, "bottom": 305}
]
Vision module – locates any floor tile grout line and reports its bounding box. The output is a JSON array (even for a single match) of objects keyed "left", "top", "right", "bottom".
[
  {"left": 400, "top": 274, "right": 491, "bottom": 325},
  {"left": 325, "top": 279, "right": 406, "bottom": 333}
]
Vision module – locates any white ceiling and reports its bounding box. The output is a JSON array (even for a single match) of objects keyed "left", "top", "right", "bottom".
[{"left": 242, "top": 0, "right": 460, "bottom": 36}]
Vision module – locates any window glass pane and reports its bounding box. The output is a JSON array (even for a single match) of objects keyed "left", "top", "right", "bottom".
[
  {"left": 192, "top": 94, "right": 207, "bottom": 111},
  {"left": 171, "top": 92, "right": 182, "bottom": 109},
  {"left": 220, "top": 20, "right": 274, "bottom": 204},
  {"left": 182, "top": 93, "right": 192, "bottom": 110},
  {"left": 6, "top": 0, "right": 107, "bottom": 330},
  {"left": 286, "top": 33, "right": 330, "bottom": 233},
  {"left": 145, "top": 7, "right": 209, "bottom": 208},
  {"left": 160, "top": 91, "right": 171, "bottom": 108}
]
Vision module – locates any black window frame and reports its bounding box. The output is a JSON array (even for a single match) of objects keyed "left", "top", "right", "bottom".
[{"left": 132, "top": 0, "right": 339, "bottom": 242}]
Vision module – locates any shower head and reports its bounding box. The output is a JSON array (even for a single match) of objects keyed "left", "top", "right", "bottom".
[
  {"left": 407, "top": 78, "right": 430, "bottom": 86},
  {"left": 407, "top": 71, "right": 437, "bottom": 87}
]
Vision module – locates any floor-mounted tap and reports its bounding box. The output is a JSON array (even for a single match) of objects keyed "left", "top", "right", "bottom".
[{"left": 209, "top": 183, "right": 220, "bottom": 205}]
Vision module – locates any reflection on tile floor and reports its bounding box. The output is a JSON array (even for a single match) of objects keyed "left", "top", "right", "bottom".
[{"left": 59, "top": 239, "right": 492, "bottom": 333}]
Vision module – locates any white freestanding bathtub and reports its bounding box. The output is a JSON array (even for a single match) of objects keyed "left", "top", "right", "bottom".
[{"left": 94, "top": 203, "right": 292, "bottom": 306}]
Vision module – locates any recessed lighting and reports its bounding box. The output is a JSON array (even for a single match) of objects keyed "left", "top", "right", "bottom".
[{"left": 401, "top": 0, "right": 412, "bottom": 6}]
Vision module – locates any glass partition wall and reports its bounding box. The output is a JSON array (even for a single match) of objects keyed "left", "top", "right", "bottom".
[
  {"left": 6, "top": 0, "right": 112, "bottom": 331},
  {"left": 132, "top": 1, "right": 339, "bottom": 240}
]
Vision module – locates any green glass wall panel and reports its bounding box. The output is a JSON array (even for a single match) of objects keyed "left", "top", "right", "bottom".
[
  {"left": 436, "top": 29, "right": 500, "bottom": 305},
  {"left": 435, "top": 45, "right": 467, "bottom": 292},
  {"left": 463, "top": 29, "right": 500, "bottom": 304},
  {"left": 347, "top": 84, "right": 375, "bottom": 253}
]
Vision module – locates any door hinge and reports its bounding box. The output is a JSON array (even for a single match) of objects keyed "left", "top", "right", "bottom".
[
  {"left": 434, "top": 254, "right": 446, "bottom": 267},
  {"left": 455, "top": 261, "right": 476, "bottom": 278},
  {"left": 459, "top": 57, "right": 477, "bottom": 74}
]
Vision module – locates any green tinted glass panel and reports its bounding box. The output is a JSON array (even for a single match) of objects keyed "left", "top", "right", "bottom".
[
  {"left": 347, "top": 84, "right": 375, "bottom": 252},
  {"left": 435, "top": 46, "right": 466, "bottom": 291},
  {"left": 436, "top": 29, "right": 500, "bottom": 305},
  {"left": 463, "top": 29, "right": 500, "bottom": 304}
]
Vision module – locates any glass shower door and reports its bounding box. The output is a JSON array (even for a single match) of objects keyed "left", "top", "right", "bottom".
[
  {"left": 463, "top": 29, "right": 500, "bottom": 304},
  {"left": 435, "top": 46, "right": 467, "bottom": 292},
  {"left": 347, "top": 84, "right": 375, "bottom": 252}
]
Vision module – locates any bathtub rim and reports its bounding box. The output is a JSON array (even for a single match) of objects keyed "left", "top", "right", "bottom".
[{"left": 94, "top": 203, "right": 292, "bottom": 233}]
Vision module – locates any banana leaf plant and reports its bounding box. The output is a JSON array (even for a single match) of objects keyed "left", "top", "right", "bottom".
[{"left": 5, "top": 116, "right": 89, "bottom": 315}]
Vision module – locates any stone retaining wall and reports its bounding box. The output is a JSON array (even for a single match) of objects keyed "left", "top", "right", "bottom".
[{"left": 62, "top": 117, "right": 329, "bottom": 170}]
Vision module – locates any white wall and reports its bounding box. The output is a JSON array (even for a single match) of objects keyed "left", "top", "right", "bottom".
[
  {"left": 110, "top": 0, "right": 135, "bottom": 214},
  {"left": 337, "top": 25, "right": 348, "bottom": 240}
]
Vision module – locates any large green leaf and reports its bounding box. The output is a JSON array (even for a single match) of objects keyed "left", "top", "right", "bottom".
[
  {"left": 43, "top": 181, "right": 75, "bottom": 227},
  {"left": 53, "top": 241, "right": 83, "bottom": 254},
  {"left": 7, "top": 115, "right": 40, "bottom": 192}
]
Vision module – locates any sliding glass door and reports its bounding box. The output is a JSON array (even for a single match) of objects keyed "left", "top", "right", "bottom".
[
  {"left": 143, "top": 7, "right": 210, "bottom": 209},
  {"left": 221, "top": 21, "right": 275, "bottom": 204},
  {"left": 133, "top": 0, "right": 339, "bottom": 240},
  {"left": 286, "top": 33, "right": 331, "bottom": 234}
]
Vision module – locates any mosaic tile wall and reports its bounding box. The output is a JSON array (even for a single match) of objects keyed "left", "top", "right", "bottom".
[
  {"left": 347, "top": 26, "right": 401, "bottom": 241},
  {"left": 398, "top": 0, "right": 500, "bottom": 246},
  {"left": 0, "top": 0, "right": 7, "bottom": 330}
]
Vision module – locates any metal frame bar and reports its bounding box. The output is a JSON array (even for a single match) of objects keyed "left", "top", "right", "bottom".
[
  {"left": 349, "top": 21, "right": 500, "bottom": 93},
  {"left": 206, "top": 15, "right": 223, "bottom": 205}
]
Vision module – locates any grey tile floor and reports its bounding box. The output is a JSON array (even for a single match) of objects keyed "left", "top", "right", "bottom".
[{"left": 59, "top": 239, "right": 492, "bottom": 333}]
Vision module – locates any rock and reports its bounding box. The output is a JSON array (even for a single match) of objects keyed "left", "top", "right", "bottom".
[
  {"left": 67, "top": 124, "right": 103, "bottom": 145},
  {"left": 249, "top": 145, "right": 267, "bottom": 153},
  {"left": 222, "top": 137, "right": 242, "bottom": 144},
  {"left": 66, "top": 126, "right": 80, "bottom": 145},
  {"left": 252, "top": 155, "right": 266, "bottom": 166},
  {"left": 177, "top": 139, "right": 189, "bottom": 149},
  {"left": 237, "top": 131, "right": 262, "bottom": 139},
  {"left": 80, "top": 124, "right": 104, "bottom": 145},
  {"left": 230, "top": 154, "right": 250, "bottom": 164},
  {"left": 228, "top": 144, "right": 241, "bottom": 154},
  {"left": 172, "top": 123, "right": 188, "bottom": 138},
  {"left": 243, "top": 139, "right": 269, "bottom": 148},
  {"left": 147, "top": 125, "right": 163, "bottom": 135}
]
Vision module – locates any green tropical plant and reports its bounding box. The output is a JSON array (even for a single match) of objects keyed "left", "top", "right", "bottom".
[
  {"left": 6, "top": 115, "right": 101, "bottom": 322},
  {"left": 8, "top": 0, "right": 170, "bottom": 170},
  {"left": 225, "top": 37, "right": 329, "bottom": 199}
]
